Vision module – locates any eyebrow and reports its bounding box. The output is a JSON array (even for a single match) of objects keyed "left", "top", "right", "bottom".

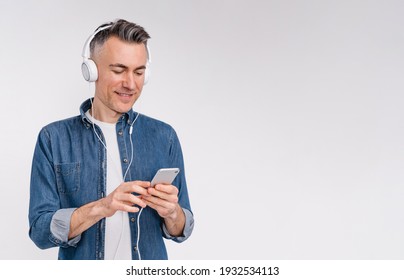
[{"left": 109, "top": 63, "right": 146, "bottom": 71}]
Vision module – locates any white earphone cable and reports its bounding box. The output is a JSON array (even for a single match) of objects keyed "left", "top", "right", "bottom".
[{"left": 137, "top": 207, "right": 144, "bottom": 260}]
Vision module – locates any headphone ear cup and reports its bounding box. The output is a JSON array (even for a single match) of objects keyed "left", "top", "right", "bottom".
[{"left": 82, "top": 59, "right": 98, "bottom": 82}]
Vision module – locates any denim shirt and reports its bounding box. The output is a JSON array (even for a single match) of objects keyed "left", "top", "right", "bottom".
[{"left": 29, "top": 98, "right": 194, "bottom": 260}]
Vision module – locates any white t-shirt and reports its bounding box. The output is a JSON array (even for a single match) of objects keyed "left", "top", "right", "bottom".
[{"left": 86, "top": 111, "right": 132, "bottom": 260}]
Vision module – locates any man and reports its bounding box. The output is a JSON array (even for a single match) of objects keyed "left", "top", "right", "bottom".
[{"left": 29, "top": 19, "right": 194, "bottom": 260}]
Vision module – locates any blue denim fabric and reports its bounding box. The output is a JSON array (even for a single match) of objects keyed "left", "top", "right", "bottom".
[{"left": 29, "top": 98, "right": 193, "bottom": 260}]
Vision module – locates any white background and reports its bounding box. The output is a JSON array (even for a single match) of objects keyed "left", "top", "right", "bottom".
[{"left": 0, "top": 0, "right": 403, "bottom": 260}]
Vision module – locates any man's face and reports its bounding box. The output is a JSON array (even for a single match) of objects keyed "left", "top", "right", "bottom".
[{"left": 92, "top": 36, "right": 148, "bottom": 122}]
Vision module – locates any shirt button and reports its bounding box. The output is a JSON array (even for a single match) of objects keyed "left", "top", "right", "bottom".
[
  {"left": 118, "top": 130, "right": 123, "bottom": 136},
  {"left": 131, "top": 217, "right": 136, "bottom": 222},
  {"left": 123, "top": 158, "right": 128, "bottom": 163},
  {"left": 133, "top": 246, "right": 138, "bottom": 251}
]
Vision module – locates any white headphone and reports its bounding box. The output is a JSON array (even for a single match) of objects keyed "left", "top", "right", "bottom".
[{"left": 81, "top": 23, "right": 151, "bottom": 83}]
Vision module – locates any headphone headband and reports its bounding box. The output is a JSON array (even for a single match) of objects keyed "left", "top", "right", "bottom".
[{"left": 81, "top": 24, "right": 113, "bottom": 59}]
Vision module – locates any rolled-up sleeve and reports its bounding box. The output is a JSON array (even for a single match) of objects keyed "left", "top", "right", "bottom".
[
  {"left": 50, "top": 208, "right": 81, "bottom": 247},
  {"left": 162, "top": 208, "right": 194, "bottom": 242}
]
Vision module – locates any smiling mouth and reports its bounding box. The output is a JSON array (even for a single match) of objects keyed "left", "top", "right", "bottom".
[{"left": 116, "top": 91, "right": 133, "bottom": 97}]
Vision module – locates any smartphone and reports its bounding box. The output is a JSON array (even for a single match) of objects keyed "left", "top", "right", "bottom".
[{"left": 150, "top": 168, "right": 180, "bottom": 187}]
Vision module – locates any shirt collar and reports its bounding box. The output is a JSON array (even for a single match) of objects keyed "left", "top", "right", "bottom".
[{"left": 79, "top": 98, "right": 138, "bottom": 126}]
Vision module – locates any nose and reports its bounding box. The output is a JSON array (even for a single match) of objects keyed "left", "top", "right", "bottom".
[{"left": 122, "top": 72, "right": 136, "bottom": 91}]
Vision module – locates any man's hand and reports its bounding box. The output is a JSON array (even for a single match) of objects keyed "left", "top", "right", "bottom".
[
  {"left": 68, "top": 180, "right": 150, "bottom": 239},
  {"left": 142, "top": 184, "right": 185, "bottom": 237},
  {"left": 101, "top": 181, "right": 150, "bottom": 217}
]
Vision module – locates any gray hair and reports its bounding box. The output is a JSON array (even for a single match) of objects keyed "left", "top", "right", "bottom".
[{"left": 90, "top": 19, "right": 151, "bottom": 57}]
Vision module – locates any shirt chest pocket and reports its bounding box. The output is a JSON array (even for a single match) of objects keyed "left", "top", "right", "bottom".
[{"left": 55, "top": 162, "right": 81, "bottom": 194}]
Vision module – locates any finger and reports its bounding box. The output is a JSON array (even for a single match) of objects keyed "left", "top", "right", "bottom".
[
  {"left": 147, "top": 187, "right": 178, "bottom": 203},
  {"left": 110, "top": 190, "right": 146, "bottom": 208},
  {"left": 131, "top": 180, "right": 151, "bottom": 188},
  {"left": 143, "top": 199, "right": 158, "bottom": 212},
  {"left": 120, "top": 193, "right": 147, "bottom": 208},
  {"left": 120, "top": 180, "right": 150, "bottom": 190},
  {"left": 104, "top": 199, "right": 141, "bottom": 215},
  {"left": 119, "top": 182, "right": 150, "bottom": 196},
  {"left": 120, "top": 204, "right": 141, "bottom": 213},
  {"left": 142, "top": 195, "right": 173, "bottom": 209},
  {"left": 154, "top": 184, "right": 179, "bottom": 195},
  {"left": 143, "top": 198, "right": 176, "bottom": 218}
]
